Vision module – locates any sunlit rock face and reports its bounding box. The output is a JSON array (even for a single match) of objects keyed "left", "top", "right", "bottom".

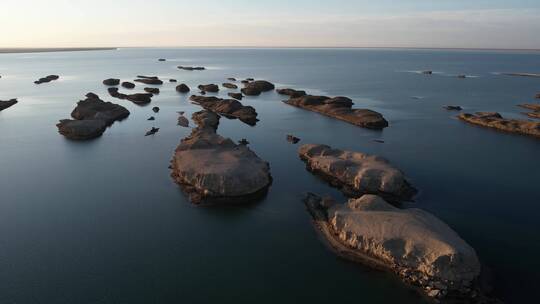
[{"left": 171, "top": 110, "right": 271, "bottom": 204}]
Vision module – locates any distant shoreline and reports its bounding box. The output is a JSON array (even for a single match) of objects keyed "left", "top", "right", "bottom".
[{"left": 0, "top": 47, "right": 117, "bottom": 54}]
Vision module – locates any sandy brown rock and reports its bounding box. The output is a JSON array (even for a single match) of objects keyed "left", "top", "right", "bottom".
[
  {"left": 189, "top": 95, "right": 259, "bottom": 126},
  {"left": 284, "top": 95, "right": 388, "bottom": 129},
  {"left": 299, "top": 144, "right": 416, "bottom": 202},
  {"left": 458, "top": 112, "right": 540, "bottom": 138},
  {"left": 304, "top": 193, "right": 481, "bottom": 299},
  {"left": 0, "top": 98, "right": 18, "bottom": 111},
  {"left": 170, "top": 110, "right": 271, "bottom": 204},
  {"left": 519, "top": 104, "right": 540, "bottom": 112},
  {"left": 198, "top": 84, "right": 219, "bottom": 93}
]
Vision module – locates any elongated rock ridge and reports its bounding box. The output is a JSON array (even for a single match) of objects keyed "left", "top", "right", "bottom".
[
  {"left": 458, "top": 112, "right": 540, "bottom": 138},
  {"left": 303, "top": 193, "right": 481, "bottom": 300},
  {"left": 0, "top": 98, "right": 18, "bottom": 111},
  {"left": 284, "top": 95, "right": 388, "bottom": 129},
  {"left": 189, "top": 95, "right": 259, "bottom": 126},
  {"left": 299, "top": 144, "right": 416, "bottom": 202},
  {"left": 170, "top": 110, "right": 271, "bottom": 204}
]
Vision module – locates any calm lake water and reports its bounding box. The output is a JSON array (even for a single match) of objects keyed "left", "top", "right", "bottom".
[{"left": 0, "top": 48, "right": 539, "bottom": 303}]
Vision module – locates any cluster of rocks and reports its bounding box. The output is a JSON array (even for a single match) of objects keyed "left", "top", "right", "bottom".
[
  {"left": 56, "top": 93, "right": 129, "bottom": 140},
  {"left": 241, "top": 80, "right": 275, "bottom": 96},
  {"left": 458, "top": 112, "right": 540, "bottom": 138},
  {"left": 518, "top": 104, "right": 540, "bottom": 119},
  {"left": 34, "top": 75, "right": 59, "bottom": 84},
  {"left": 299, "top": 143, "right": 483, "bottom": 301},
  {"left": 281, "top": 91, "right": 389, "bottom": 130},
  {"left": 0, "top": 98, "right": 18, "bottom": 111},
  {"left": 178, "top": 66, "right": 205, "bottom": 71},
  {"left": 170, "top": 110, "right": 271, "bottom": 204},
  {"left": 189, "top": 95, "right": 259, "bottom": 126}
]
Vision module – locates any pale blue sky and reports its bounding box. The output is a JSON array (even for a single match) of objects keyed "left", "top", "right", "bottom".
[{"left": 1, "top": 0, "right": 539, "bottom": 48}]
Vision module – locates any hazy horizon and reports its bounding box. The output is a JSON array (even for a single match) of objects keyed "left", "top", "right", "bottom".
[{"left": 2, "top": 0, "right": 540, "bottom": 49}]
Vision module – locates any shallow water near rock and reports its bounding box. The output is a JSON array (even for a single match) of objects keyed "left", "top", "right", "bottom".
[{"left": 0, "top": 48, "right": 539, "bottom": 303}]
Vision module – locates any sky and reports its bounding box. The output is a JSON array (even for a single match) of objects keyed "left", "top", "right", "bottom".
[{"left": 1, "top": 0, "right": 540, "bottom": 49}]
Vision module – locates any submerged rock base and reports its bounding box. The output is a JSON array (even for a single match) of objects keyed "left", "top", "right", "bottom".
[
  {"left": 458, "top": 112, "right": 540, "bottom": 138},
  {"left": 170, "top": 110, "right": 272, "bottom": 204}
]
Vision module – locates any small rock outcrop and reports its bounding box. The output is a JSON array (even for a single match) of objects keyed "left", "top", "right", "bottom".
[
  {"left": 122, "top": 81, "right": 135, "bottom": 89},
  {"left": 158, "top": 58, "right": 166, "bottom": 62},
  {"left": 444, "top": 105, "right": 462, "bottom": 111},
  {"left": 127, "top": 93, "right": 153, "bottom": 105},
  {"left": 0, "top": 98, "right": 18, "bottom": 111},
  {"left": 198, "top": 84, "right": 219, "bottom": 93},
  {"left": 134, "top": 78, "right": 163, "bottom": 85},
  {"left": 518, "top": 104, "right": 540, "bottom": 119},
  {"left": 189, "top": 95, "right": 259, "bottom": 126},
  {"left": 152, "top": 107, "right": 160, "bottom": 113},
  {"left": 422, "top": 70, "right": 433, "bottom": 75},
  {"left": 303, "top": 193, "right": 481, "bottom": 300},
  {"left": 34, "top": 75, "right": 59, "bottom": 84},
  {"left": 228, "top": 92, "right": 243, "bottom": 100},
  {"left": 241, "top": 80, "right": 275, "bottom": 96},
  {"left": 178, "top": 66, "right": 205, "bottom": 71},
  {"left": 144, "top": 87, "right": 160, "bottom": 94},
  {"left": 535, "top": 93, "right": 540, "bottom": 99},
  {"left": 222, "top": 83, "right": 238, "bottom": 89},
  {"left": 176, "top": 84, "right": 190, "bottom": 93},
  {"left": 170, "top": 79, "right": 177, "bottom": 83},
  {"left": 277, "top": 88, "right": 307, "bottom": 98},
  {"left": 103, "top": 78, "right": 120, "bottom": 86},
  {"left": 145, "top": 127, "right": 159, "bottom": 136},
  {"left": 170, "top": 110, "right": 271, "bottom": 204},
  {"left": 299, "top": 144, "right": 417, "bottom": 202},
  {"left": 177, "top": 113, "right": 189, "bottom": 127},
  {"left": 286, "top": 134, "right": 300, "bottom": 144},
  {"left": 57, "top": 93, "right": 129, "bottom": 140},
  {"left": 227, "top": 77, "right": 237, "bottom": 81},
  {"left": 458, "top": 112, "right": 540, "bottom": 138},
  {"left": 284, "top": 95, "right": 388, "bottom": 130}
]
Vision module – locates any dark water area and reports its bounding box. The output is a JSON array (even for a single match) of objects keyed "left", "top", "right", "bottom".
[{"left": 0, "top": 48, "right": 539, "bottom": 303}]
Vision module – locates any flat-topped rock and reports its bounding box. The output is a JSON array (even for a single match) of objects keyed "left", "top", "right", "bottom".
[
  {"left": 176, "top": 83, "right": 190, "bottom": 93},
  {"left": 284, "top": 95, "right": 388, "bottom": 129},
  {"left": 189, "top": 95, "right": 259, "bottom": 126},
  {"left": 170, "top": 110, "right": 271, "bottom": 204},
  {"left": 198, "top": 84, "right": 219, "bottom": 93},
  {"left": 178, "top": 66, "right": 205, "bottom": 71},
  {"left": 56, "top": 119, "right": 107, "bottom": 140},
  {"left": 0, "top": 98, "right": 18, "bottom": 111},
  {"left": 299, "top": 144, "right": 416, "bottom": 202},
  {"left": 277, "top": 88, "right": 307, "bottom": 98},
  {"left": 458, "top": 112, "right": 540, "bottom": 138},
  {"left": 103, "top": 78, "right": 120, "bottom": 86},
  {"left": 134, "top": 78, "right": 163, "bottom": 85},
  {"left": 126, "top": 93, "right": 153, "bottom": 105},
  {"left": 304, "top": 193, "right": 481, "bottom": 298},
  {"left": 222, "top": 83, "right": 238, "bottom": 89},
  {"left": 71, "top": 94, "right": 130, "bottom": 124},
  {"left": 34, "top": 75, "right": 59, "bottom": 84}
]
